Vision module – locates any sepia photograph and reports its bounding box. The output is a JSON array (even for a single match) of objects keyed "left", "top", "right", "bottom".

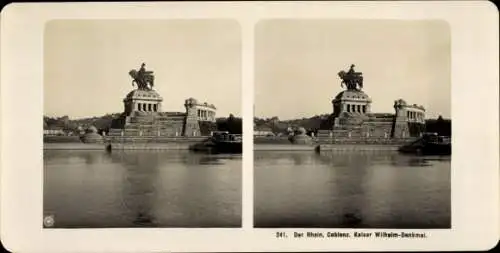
[
  {"left": 1, "top": 2, "right": 498, "bottom": 252},
  {"left": 43, "top": 19, "right": 242, "bottom": 228},
  {"left": 254, "top": 19, "right": 452, "bottom": 228}
]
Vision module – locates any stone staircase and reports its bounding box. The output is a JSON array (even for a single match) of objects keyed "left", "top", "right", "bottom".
[{"left": 108, "top": 114, "right": 185, "bottom": 138}]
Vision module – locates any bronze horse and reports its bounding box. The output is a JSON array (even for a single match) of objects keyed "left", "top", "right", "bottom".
[
  {"left": 129, "top": 69, "right": 155, "bottom": 90},
  {"left": 338, "top": 70, "right": 363, "bottom": 90}
]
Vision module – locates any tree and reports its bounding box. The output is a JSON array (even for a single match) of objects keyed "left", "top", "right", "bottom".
[
  {"left": 425, "top": 116, "right": 451, "bottom": 136},
  {"left": 216, "top": 114, "right": 242, "bottom": 134}
]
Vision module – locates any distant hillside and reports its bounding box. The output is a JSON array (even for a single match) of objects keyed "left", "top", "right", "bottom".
[
  {"left": 44, "top": 113, "right": 122, "bottom": 132},
  {"left": 45, "top": 113, "right": 448, "bottom": 136},
  {"left": 43, "top": 113, "right": 242, "bottom": 134},
  {"left": 254, "top": 114, "right": 330, "bottom": 135},
  {"left": 254, "top": 114, "right": 451, "bottom": 136}
]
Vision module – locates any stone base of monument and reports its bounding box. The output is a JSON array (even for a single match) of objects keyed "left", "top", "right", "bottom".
[
  {"left": 108, "top": 112, "right": 216, "bottom": 141},
  {"left": 110, "top": 113, "right": 187, "bottom": 136}
]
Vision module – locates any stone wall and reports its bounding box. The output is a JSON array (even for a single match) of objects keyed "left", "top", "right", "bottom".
[
  {"left": 316, "top": 137, "right": 417, "bottom": 145},
  {"left": 199, "top": 121, "right": 218, "bottom": 136},
  {"left": 109, "top": 114, "right": 187, "bottom": 138},
  {"left": 183, "top": 102, "right": 202, "bottom": 137},
  {"left": 361, "top": 121, "right": 393, "bottom": 138},
  {"left": 392, "top": 118, "right": 410, "bottom": 138},
  {"left": 320, "top": 109, "right": 421, "bottom": 140},
  {"left": 254, "top": 136, "right": 292, "bottom": 144},
  {"left": 254, "top": 134, "right": 416, "bottom": 146},
  {"left": 44, "top": 135, "right": 82, "bottom": 143},
  {"left": 408, "top": 122, "right": 426, "bottom": 137},
  {"left": 105, "top": 136, "right": 207, "bottom": 143},
  {"left": 317, "top": 144, "right": 401, "bottom": 152},
  {"left": 109, "top": 142, "right": 194, "bottom": 150},
  {"left": 109, "top": 108, "right": 212, "bottom": 139},
  {"left": 318, "top": 113, "right": 420, "bottom": 144},
  {"left": 330, "top": 121, "right": 392, "bottom": 139}
]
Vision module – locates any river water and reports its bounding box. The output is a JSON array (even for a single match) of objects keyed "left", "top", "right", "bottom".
[
  {"left": 44, "top": 150, "right": 450, "bottom": 229},
  {"left": 43, "top": 150, "right": 242, "bottom": 228},
  {"left": 254, "top": 151, "right": 451, "bottom": 228}
]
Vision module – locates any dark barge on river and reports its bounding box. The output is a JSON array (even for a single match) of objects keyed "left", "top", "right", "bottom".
[
  {"left": 189, "top": 131, "right": 242, "bottom": 154},
  {"left": 398, "top": 132, "right": 451, "bottom": 156}
]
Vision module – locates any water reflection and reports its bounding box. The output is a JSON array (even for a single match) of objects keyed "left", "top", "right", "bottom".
[
  {"left": 44, "top": 150, "right": 242, "bottom": 228},
  {"left": 44, "top": 150, "right": 114, "bottom": 165},
  {"left": 115, "top": 152, "right": 160, "bottom": 227},
  {"left": 254, "top": 151, "right": 450, "bottom": 228}
]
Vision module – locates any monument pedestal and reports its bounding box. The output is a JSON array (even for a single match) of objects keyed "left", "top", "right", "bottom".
[
  {"left": 107, "top": 64, "right": 218, "bottom": 141},
  {"left": 123, "top": 89, "right": 163, "bottom": 116},
  {"left": 316, "top": 65, "right": 425, "bottom": 143}
]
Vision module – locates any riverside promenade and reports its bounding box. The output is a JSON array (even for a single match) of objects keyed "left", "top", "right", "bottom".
[
  {"left": 108, "top": 142, "right": 193, "bottom": 150},
  {"left": 254, "top": 144, "right": 317, "bottom": 151},
  {"left": 44, "top": 135, "right": 412, "bottom": 151},
  {"left": 44, "top": 143, "right": 106, "bottom": 150},
  {"left": 43, "top": 135, "right": 207, "bottom": 150},
  {"left": 253, "top": 136, "right": 414, "bottom": 152},
  {"left": 44, "top": 142, "right": 198, "bottom": 151},
  {"left": 253, "top": 143, "right": 400, "bottom": 152}
]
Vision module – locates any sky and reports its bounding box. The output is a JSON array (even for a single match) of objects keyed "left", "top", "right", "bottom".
[
  {"left": 44, "top": 20, "right": 241, "bottom": 119},
  {"left": 255, "top": 19, "right": 451, "bottom": 120}
]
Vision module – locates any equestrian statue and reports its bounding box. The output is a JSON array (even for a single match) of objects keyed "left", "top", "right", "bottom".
[
  {"left": 129, "top": 63, "right": 155, "bottom": 90},
  {"left": 338, "top": 64, "right": 363, "bottom": 91}
]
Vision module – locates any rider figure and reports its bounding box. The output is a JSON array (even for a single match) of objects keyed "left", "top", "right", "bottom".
[
  {"left": 345, "top": 64, "right": 362, "bottom": 90},
  {"left": 347, "top": 64, "right": 356, "bottom": 76},
  {"left": 138, "top": 62, "right": 146, "bottom": 77},
  {"left": 137, "top": 63, "right": 148, "bottom": 89},
  {"left": 137, "top": 63, "right": 153, "bottom": 88}
]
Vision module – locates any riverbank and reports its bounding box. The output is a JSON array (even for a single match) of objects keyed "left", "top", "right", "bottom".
[
  {"left": 318, "top": 144, "right": 400, "bottom": 151},
  {"left": 44, "top": 143, "right": 106, "bottom": 150},
  {"left": 45, "top": 142, "right": 402, "bottom": 151},
  {"left": 43, "top": 135, "right": 206, "bottom": 150},
  {"left": 43, "top": 142, "right": 196, "bottom": 150},
  {"left": 254, "top": 144, "right": 317, "bottom": 151},
  {"left": 109, "top": 142, "right": 193, "bottom": 150},
  {"left": 44, "top": 135, "right": 408, "bottom": 151},
  {"left": 253, "top": 143, "right": 401, "bottom": 152}
]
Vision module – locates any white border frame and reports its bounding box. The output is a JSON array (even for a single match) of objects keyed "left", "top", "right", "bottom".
[{"left": 1, "top": 1, "right": 498, "bottom": 252}]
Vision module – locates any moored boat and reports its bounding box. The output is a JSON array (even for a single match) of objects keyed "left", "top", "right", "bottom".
[
  {"left": 398, "top": 132, "right": 451, "bottom": 155},
  {"left": 189, "top": 131, "right": 242, "bottom": 154}
]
